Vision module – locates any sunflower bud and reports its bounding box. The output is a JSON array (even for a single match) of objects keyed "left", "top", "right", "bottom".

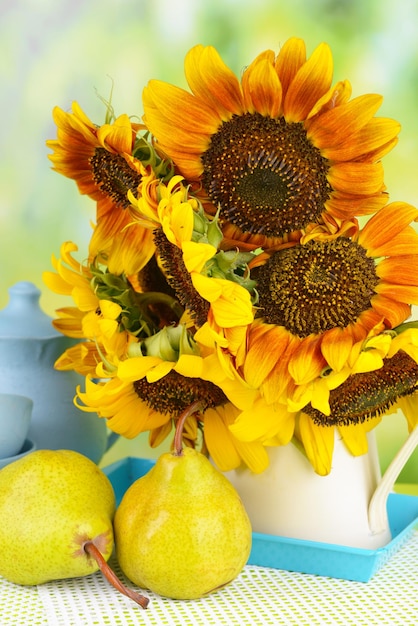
[
  {"left": 192, "top": 206, "right": 223, "bottom": 249},
  {"left": 129, "top": 324, "right": 200, "bottom": 362}
]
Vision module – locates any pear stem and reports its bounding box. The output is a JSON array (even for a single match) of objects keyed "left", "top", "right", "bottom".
[
  {"left": 174, "top": 399, "right": 205, "bottom": 456},
  {"left": 84, "top": 541, "right": 149, "bottom": 609}
]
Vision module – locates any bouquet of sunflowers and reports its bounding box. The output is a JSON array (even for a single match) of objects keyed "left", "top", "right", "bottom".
[{"left": 44, "top": 37, "right": 418, "bottom": 476}]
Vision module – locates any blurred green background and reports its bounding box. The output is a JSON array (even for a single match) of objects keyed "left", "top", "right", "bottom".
[{"left": 1, "top": 0, "right": 417, "bottom": 482}]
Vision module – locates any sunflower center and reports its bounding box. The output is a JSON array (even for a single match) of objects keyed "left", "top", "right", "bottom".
[
  {"left": 304, "top": 351, "right": 418, "bottom": 426},
  {"left": 153, "top": 229, "right": 210, "bottom": 327},
  {"left": 133, "top": 370, "right": 227, "bottom": 416},
  {"left": 255, "top": 238, "right": 379, "bottom": 337},
  {"left": 90, "top": 147, "right": 142, "bottom": 209},
  {"left": 201, "top": 112, "right": 331, "bottom": 237}
]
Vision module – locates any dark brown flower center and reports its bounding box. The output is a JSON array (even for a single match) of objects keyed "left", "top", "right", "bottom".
[
  {"left": 153, "top": 229, "right": 210, "bottom": 327},
  {"left": 133, "top": 370, "right": 227, "bottom": 416},
  {"left": 304, "top": 351, "right": 418, "bottom": 426},
  {"left": 254, "top": 238, "right": 379, "bottom": 337},
  {"left": 90, "top": 147, "right": 142, "bottom": 209},
  {"left": 134, "top": 253, "right": 181, "bottom": 327},
  {"left": 201, "top": 112, "right": 331, "bottom": 237},
  {"left": 136, "top": 253, "right": 176, "bottom": 297}
]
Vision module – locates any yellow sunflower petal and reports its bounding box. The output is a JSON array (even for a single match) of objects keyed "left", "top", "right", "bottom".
[
  {"left": 287, "top": 384, "right": 323, "bottom": 414},
  {"left": 288, "top": 368, "right": 349, "bottom": 415},
  {"left": 320, "top": 117, "right": 401, "bottom": 161},
  {"left": 350, "top": 350, "right": 385, "bottom": 374},
  {"left": 298, "top": 413, "right": 335, "bottom": 476},
  {"left": 376, "top": 256, "right": 418, "bottom": 285},
  {"left": 358, "top": 201, "right": 418, "bottom": 253},
  {"left": 284, "top": 42, "right": 333, "bottom": 122},
  {"left": 217, "top": 376, "right": 259, "bottom": 412},
  {"left": 146, "top": 361, "right": 175, "bottom": 383},
  {"left": 96, "top": 114, "right": 135, "bottom": 153},
  {"left": 320, "top": 327, "right": 354, "bottom": 372},
  {"left": 182, "top": 241, "right": 217, "bottom": 273},
  {"left": 161, "top": 200, "right": 194, "bottom": 247},
  {"left": 325, "top": 192, "right": 387, "bottom": 220},
  {"left": 307, "top": 94, "right": 384, "bottom": 147},
  {"left": 307, "top": 79, "right": 352, "bottom": 119},
  {"left": 149, "top": 421, "right": 173, "bottom": 448},
  {"left": 203, "top": 407, "right": 241, "bottom": 471},
  {"left": 71, "top": 285, "right": 100, "bottom": 312},
  {"left": 387, "top": 328, "right": 418, "bottom": 358},
  {"left": 288, "top": 336, "right": 325, "bottom": 385},
  {"left": 327, "top": 162, "right": 384, "bottom": 194},
  {"left": 43, "top": 269, "right": 72, "bottom": 295},
  {"left": 54, "top": 343, "right": 87, "bottom": 370},
  {"left": 144, "top": 79, "right": 218, "bottom": 133},
  {"left": 370, "top": 294, "right": 411, "bottom": 328},
  {"left": 337, "top": 423, "right": 370, "bottom": 456},
  {"left": 374, "top": 226, "right": 418, "bottom": 258},
  {"left": 174, "top": 354, "right": 203, "bottom": 378},
  {"left": 262, "top": 337, "right": 301, "bottom": 404},
  {"left": 117, "top": 356, "right": 163, "bottom": 381},
  {"left": 233, "top": 441, "right": 270, "bottom": 474},
  {"left": 242, "top": 55, "right": 282, "bottom": 117},
  {"left": 243, "top": 325, "right": 290, "bottom": 388},
  {"left": 191, "top": 274, "right": 253, "bottom": 327},
  {"left": 99, "top": 300, "right": 122, "bottom": 320},
  {"left": 111, "top": 399, "right": 169, "bottom": 438},
  {"left": 397, "top": 396, "right": 418, "bottom": 430},
  {"left": 374, "top": 282, "right": 418, "bottom": 305},
  {"left": 275, "top": 37, "right": 307, "bottom": 95},
  {"left": 90, "top": 211, "right": 155, "bottom": 276},
  {"left": 185, "top": 45, "right": 243, "bottom": 117},
  {"left": 98, "top": 318, "right": 119, "bottom": 340},
  {"left": 230, "top": 399, "right": 295, "bottom": 444},
  {"left": 51, "top": 307, "right": 85, "bottom": 339},
  {"left": 338, "top": 416, "right": 381, "bottom": 457}
]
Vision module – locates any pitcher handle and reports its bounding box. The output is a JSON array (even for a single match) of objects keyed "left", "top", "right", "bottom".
[{"left": 368, "top": 424, "right": 418, "bottom": 534}]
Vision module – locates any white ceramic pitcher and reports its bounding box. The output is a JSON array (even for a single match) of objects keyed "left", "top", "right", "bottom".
[{"left": 225, "top": 426, "right": 418, "bottom": 549}]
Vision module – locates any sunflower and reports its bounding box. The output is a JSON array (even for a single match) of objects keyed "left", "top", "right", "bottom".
[
  {"left": 43, "top": 242, "right": 134, "bottom": 375},
  {"left": 89, "top": 200, "right": 156, "bottom": 277},
  {"left": 47, "top": 102, "right": 162, "bottom": 275},
  {"left": 298, "top": 344, "right": 418, "bottom": 475},
  {"left": 42, "top": 240, "right": 184, "bottom": 376},
  {"left": 229, "top": 327, "right": 418, "bottom": 475},
  {"left": 75, "top": 324, "right": 269, "bottom": 473},
  {"left": 143, "top": 37, "right": 400, "bottom": 249},
  {"left": 128, "top": 174, "right": 255, "bottom": 341},
  {"left": 43, "top": 241, "right": 99, "bottom": 320},
  {"left": 236, "top": 201, "right": 418, "bottom": 401},
  {"left": 47, "top": 102, "right": 142, "bottom": 202}
]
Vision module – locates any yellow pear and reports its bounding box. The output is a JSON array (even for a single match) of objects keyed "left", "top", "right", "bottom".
[
  {"left": 114, "top": 401, "right": 252, "bottom": 600},
  {"left": 0, "top": 449, "right": 149, "bottom": 607},
  {"left": 0, "top": 449, "right": 115, "bottom": 585}
]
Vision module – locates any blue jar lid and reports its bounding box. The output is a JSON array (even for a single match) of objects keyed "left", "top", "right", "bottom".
[{"left": 0, "top": 281, "right": 60, "bottom": 338}]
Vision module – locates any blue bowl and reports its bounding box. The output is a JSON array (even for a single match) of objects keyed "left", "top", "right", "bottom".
[{"left": 0, "top": 439, "right": 37, "bottom": 470}]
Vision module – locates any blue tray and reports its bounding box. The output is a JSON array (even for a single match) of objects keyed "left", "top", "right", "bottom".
[{"left": 103, "top": 456, "right": 418, "bottom": 583}]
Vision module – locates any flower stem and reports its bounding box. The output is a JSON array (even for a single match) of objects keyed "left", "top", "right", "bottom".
[{"left": 368, "top": 425, "right": 418, "bottom": 534}]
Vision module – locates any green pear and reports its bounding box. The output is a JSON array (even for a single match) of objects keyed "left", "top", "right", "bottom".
[
  {"left": 0, "top": 449, "right": 116, "bottom": 586},
  {"left": 114, "top": 401, "right": 252, "bottom": 600}
]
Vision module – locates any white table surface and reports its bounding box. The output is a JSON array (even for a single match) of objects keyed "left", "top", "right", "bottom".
[{"left": 1, "top": 528, "right": 417, "bottom": 626}]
